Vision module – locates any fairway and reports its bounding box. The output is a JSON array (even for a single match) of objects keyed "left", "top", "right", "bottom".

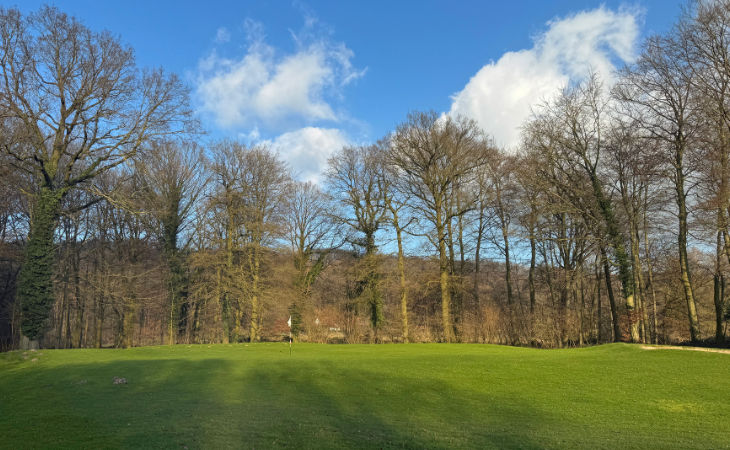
[{"left": 1, "top": 344, "right": 728, "bottom": 449}]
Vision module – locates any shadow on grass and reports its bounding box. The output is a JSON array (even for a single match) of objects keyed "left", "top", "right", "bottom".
[
  {"left": 1, "top": 354, "right": 549, "bottom": 449},
  {"left": 0, "top": 357, "right": 234, "bottom": 448},
  {"left": 226, "top": 360, "right": 549, "bottom": 449}
]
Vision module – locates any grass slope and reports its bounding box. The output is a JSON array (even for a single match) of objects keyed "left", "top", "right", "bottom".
[{"left": 0, "top": 343, "right": 728, "bottom": 449}]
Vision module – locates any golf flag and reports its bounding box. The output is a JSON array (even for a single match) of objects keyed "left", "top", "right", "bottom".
[{"left": 287, "top": 316, "right": 291, "bottom": 328}]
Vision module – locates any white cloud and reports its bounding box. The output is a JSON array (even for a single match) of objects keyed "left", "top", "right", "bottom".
[
  {"left": 195, "top": 20, "right": 365, "bottom": 131},
  {"left": 214, "top": 27, "right": 231, "bottom": 44},
  {"left": 449, "top": 7, "right": 641, "bottom": 149},
  {"left": 268, "top": 127, "right": 349, "bottom": 183}
]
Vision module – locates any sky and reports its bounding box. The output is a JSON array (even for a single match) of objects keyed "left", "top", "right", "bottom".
[{"left": 16, "top": 0, "right": 685, "bottom": 183}]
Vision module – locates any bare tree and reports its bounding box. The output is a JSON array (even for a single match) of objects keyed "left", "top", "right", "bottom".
[
  {"left": 135, "top": 140, "right": 206, "bottom": 344},
  {"left": 379, "top": 139, "right": 416, "bottom": 343},
  {"left": 204, "top": 142, "right": 290, "bottom": 343},
  {"left": 206, "top": 143, "right": 245, "bottom": 342},
  {"left": 0, "top": 150, "right": 27, "bottom": 350},
  {"left": 605, "top": 121, "right": 647, "bottom": 342},
  {"left": 391, "top": 111, "right": 489, "bottom": 342},
  {"left": 326, "top": 145, "right": 388, "bottom": 341},
  {"left": 284, "top": 181, "right": 340, "bottom": 336},
  {"left": 0, "top": 6, "right": 193, "bottom": 347},
  {"left": 514, "top": 151, "right": 543, "bottom": 316},
  {"left": 525, "top": 74, "right": 639, "bottom": 342},
  {"left": 615, "top": 31, "right": 702, "bottom": 341},
  {"left": 682, "top": 0, "right": 730, "bottom": 343},
  {"left": 483, "top": 148, "right": 518, "bottom": 308},
  {"left": 238, "top": 145, "right": 289, "bottom": 342}
]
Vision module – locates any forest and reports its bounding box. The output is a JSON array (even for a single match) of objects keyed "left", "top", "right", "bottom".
[{"left": 2, "top": 2, "right": 730, "bottom": 350}]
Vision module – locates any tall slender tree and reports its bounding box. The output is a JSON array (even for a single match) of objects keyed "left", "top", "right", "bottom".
[
  {"left": 616, "top": 32, "right": 702, "bottom": 341},
  {"left": 327, "top": 145, "right": 389, "bottom": 341},
  {"left": 391, "top": 112, "right": 489, "bottom": 342}
]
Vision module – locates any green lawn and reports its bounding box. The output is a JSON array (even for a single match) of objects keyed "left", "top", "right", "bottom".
[{"left": 0, "top": 343, "right": 728, "bottom": 449}]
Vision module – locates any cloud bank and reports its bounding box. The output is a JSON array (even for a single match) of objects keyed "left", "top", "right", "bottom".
[
  {"left": 195, "top": 16, "right": 364, "bottom": 182},
  {"left": 449, "top": 7, "right": 641, "bottom": 149},
  {"left": 268, "top": 127, "right": 349, "bottom": 183},
  {"left": 195, "top": 19, "right": 364, "bottom": 132}
]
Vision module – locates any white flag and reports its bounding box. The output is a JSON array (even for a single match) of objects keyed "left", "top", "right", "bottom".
[{"left": 287, "top": 316, "right": 291, "bottom": 328}]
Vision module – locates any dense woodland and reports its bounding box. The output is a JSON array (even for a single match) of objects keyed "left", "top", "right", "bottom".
[{"left": 2, "top": 3, "right": 730, "bottom": 350}]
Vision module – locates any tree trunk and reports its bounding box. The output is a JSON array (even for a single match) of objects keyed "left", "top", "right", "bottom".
[
  {"left": 529, "top": 231, "right": 536, "bottom": 314},
  {"left": 58, "top": 270, "right": 69, "bottom": 349},
  {"left": 473, "top": 208, "right": 484, "bottom": 311},
  {"left": 715, "top": 227, "right": 726, "bottom": 344},
  {"left": 676, "top": 157, "right": 700, "bottom": 341},
  {"left": 579, "top": 273, "right": 585, "bottom": 346},
  {"left": 642, "top": 185, "right": 659, "bottom": 344},
  {"left": 122, "top": 299, "right": 136, "bottom": 348},
  {"left": 631, "top": 227, "right": 648, "bottom": 343},
  {"left": 73, "top": 257, "right": 87, "bottom": 348},
  {"left": 393, "top": 210, "right": 409, "bottom": 343},
  {"left": 502, "top": 224, "right": 513, "bottom": 306},
  {"left": 215, "top": 265, "right": 228, "bottom": 344},
  {"left": 18, "top": 188, "right": 63, "bottom": 343},
  {"left": 168, "top": 290, "right": 175, "bottom": 346},
  {"left": 458, "top": 208, "right": 466, "bottom": 275},
  {"left": 588, "top": 170, "right": 638, "bottom": 342},
  {"left": 224, "top": 206, "right": 235, "bottom": 342},
  {"left": 447, "top": 215, "right": 461, "bottom": 340},
  {"left": 437, "top": 206, "right": 452, "bottom": 342},
  {"left": 249, "top": 245, "right": 261, "bottom": 342},
  {"left": 95, "top": 296, "right": 104, "bottom": 349},
  {"left": 601, "top": 247, "right": 621, "bottom": 342},
  {"left": 596, "top": 258, "right": 603, "bottom": 343},
  {"left": 66, "top": 244, "right": 80, "bottom": 348}
]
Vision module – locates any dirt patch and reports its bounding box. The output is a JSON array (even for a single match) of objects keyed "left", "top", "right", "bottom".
[{"left": 641, "top": 345, "right": 730, "bottom": 355}]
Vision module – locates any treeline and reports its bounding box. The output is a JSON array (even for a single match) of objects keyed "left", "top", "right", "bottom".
[{"left": 2, "top": 3, "right": 730, "bottom": 350}]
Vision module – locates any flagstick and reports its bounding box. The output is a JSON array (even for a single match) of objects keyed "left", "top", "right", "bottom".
[{"left": 287, "top": 315, "right": 292, "bottom": 356}]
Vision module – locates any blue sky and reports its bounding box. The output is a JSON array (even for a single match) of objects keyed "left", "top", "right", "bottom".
[{"left": 17, "top": 0, "right": 683, "bottom": 182}]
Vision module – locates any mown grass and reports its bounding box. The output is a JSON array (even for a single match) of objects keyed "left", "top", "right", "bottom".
[{"left": 0, "top": 343, "right": 728, "bottom": 449}]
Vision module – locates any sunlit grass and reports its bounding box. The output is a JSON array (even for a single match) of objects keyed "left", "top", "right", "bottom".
[{"left": 1, "top": 343, "right": 728, "bottom": 449}]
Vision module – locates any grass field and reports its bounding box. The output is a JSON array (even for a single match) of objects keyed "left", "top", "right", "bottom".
[{"left": 0, "top": 343, "right": 728, "bottom": 449}]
